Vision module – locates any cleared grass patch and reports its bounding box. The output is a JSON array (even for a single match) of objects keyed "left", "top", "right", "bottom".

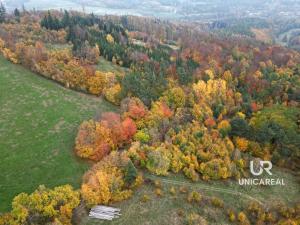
[
  {"left": 82, "top": 182, "right": 229, "bottom": 225},
  {"left": 0, "top": 56, "right": 117, "bottom": 212},
  {"left": 83, "top": 168, "right": 299, "bottom": 225},
  {"left": 97, "top": 57, "right": 129, "bottom": 76}
]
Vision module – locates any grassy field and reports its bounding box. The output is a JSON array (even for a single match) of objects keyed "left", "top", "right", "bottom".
[
  {"left": 82, "top": 168, "right": 299, "bottom": 225},
  {"left": 82, "top": 181, "right": 230, "bottom": 225},
  {"left": 97, "top": 57, "right": 129, "bottom": 76},
  {"left": 0, "top": 56, "right": 117, "bottom": 212}
]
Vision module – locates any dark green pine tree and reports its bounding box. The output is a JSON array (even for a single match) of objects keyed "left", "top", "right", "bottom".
[
  {"left": 66, "top": 25, "right": 76, "bottom": 43},
  {"left": 122, "top": 63, "right": 168, "bottom": 106},
  {"left": 14, "top": 8, "right": 20, "bottom": 22},
  {"left": 46, "top": 11, "right": 54, "bottom": 29},
  {"left": 62, "top": 10, "right": 71, "bottom": 28},
  {"left": 124, "top": 160, "right": 138, "bottom": 185},
  {"left": 41, "top": 15, "right": 48, "bottom": 29},
  {"left": 53, "top": 17, "right": 61, "bottom": 30},
  {"left": 0, "top": 2, "right": 6, "bottom": 23},
  {"left": 177, "top": 66, "right": 189, "bottom": 85},
  {"left": 41, "top": 11, "right": 62, "bottom": 30}
]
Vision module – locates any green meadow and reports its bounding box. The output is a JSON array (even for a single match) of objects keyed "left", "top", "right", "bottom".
[{"left": 0, "top": 56, "right": 116, "bottom": 211}]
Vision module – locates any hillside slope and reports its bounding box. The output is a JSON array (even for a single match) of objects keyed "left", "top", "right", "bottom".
[{"left": 0, "top": 56, "right": 116, "bottom": 211}]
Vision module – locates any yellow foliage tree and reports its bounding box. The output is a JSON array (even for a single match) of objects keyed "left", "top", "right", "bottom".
[
  {"left": 104, "top": 84, "right": 121, "bottom": 105},
  {"left": 234, "top": 137, "right": 249, "bottom": 152},
  {"left": 106, "top": 34, "right": 115, "bottom": 44},
  {"left": 1, "top": 185, "right": 80, "bottom": 225},
  {"left": 81, "top": 152, "right": 141, "bottom": 207},
  {"left": 146, "top": 145, "right": 171, "bottom": 176},
  {"left": 87, "top": 71, "right": 108, "bottom": 95},
  {"left": 2, "top": 48, "right": 19, "bottom": 64}
]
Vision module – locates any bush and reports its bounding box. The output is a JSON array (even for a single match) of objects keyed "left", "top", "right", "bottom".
[
  {"left": 154, "top": 180, "right": 162, "bottom": 188},
  {"left": 211, "top": 197, "right": 224, "bottom": 208},
  {"left": 179, "top": 186, "right": 188, "bottom": 194},
  {"left": 155, "top": 188, "right": 163, "bottom": 197},
  {"left": 140, "top": 194, "right": 150, "bottom": 203},
  {"left": 238, "top": 211, "right": 250, "bottom": 225},
  {"left": 186, "top": 213, "right": 208, "bottom": 225},
  {"left": 177, "top": 209, "right": 184, "bottom": 217},
  {"left": 187, "top": 191, "right": 202, "bottom": 203},
  {"left": 169, "top": 186, "right": 176, "bottom": 195},
  {"left": 228, "top": 209, "right": 236, "bottom": 222}
]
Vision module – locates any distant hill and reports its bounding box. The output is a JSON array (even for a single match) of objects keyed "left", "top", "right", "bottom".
[{"left": 3, "top": 0, "right": 300, "bottom": 21}]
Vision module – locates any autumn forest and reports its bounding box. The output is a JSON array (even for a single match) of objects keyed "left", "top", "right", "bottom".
[{"left": 0, "top": 2, "right": 299, "bottom": 225}]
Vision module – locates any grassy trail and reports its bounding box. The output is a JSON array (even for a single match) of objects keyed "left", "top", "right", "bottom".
[
  {"left": 145, "top": 174, "right": 264, "bottom": 206},
  {"left": 84, "top": 169, "right": 299, "bottom": 225}
]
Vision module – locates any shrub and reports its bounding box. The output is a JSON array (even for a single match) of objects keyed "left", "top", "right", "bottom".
[
  {"left": 238, "top": 211, "right": 250, "bottom": 225},
  {"left": 155, "top": 188, "right": 163, "bottom": 197},
  {"left": 183, "top": 166, "right": 199, "bottom": 182},
  {"left": 228, "top": 209, "right": 236, "bottom": 222},
  {"left": 186, "top": 213, "right": 208, "bottom": 225},
  {"left": 154, "top": 180, "right": 162, "bottom": 188},
  {"left": 169, "top": 186, "right": 176, "bottom": 195},
  {"left": 179, "top": 186, "right": 188, "bottom": 194},
  {"left": 140, "top": 195, "right": 150, "bottom": 203},
  {"left": 187, "top": 191, "right": 202, "bottom": 203},
  {"left": 177, "top": 209, "right": 184, "bottom": 217},
  {"left": 211, "top": 197, "right": 224, "bottom": 208}
]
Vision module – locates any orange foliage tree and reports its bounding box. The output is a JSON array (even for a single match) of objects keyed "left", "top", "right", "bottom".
[{"left": 75, "top": 113, "right": 137, "bottom": 161}]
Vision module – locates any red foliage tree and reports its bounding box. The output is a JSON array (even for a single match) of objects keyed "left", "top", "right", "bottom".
[
  {"left": 161, "top": 102, "right": 173, "bottom": 118},
  {"left": 204, "top": 117, "right": 216, "bottom": 128},
  {"left": 122, "top": 117, "right": 137, "bottom": 140}
]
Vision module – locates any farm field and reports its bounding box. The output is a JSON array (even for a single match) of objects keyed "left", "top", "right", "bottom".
[
  {"left": 0, "top": 56, "right": 117, "bottom": 212},
  {"left": 82, "top": 169, "right": 300, "bottom": 225}
]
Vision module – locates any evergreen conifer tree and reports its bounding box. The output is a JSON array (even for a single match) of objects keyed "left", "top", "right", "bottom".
[
  {"left": 0, "top": 2, "right": 6, "bottom": 23},
  {"left": 14, "top": 8, "right": 20, "bottom": 22},
  {"left": 124, "top": 160, "right": 138, "bottom": 185}
]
